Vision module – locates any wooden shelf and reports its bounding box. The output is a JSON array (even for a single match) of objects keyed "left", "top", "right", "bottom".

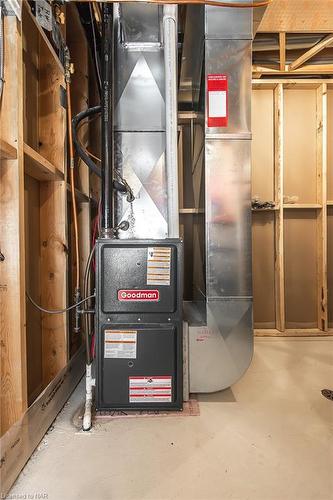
[
  {"left": 24, "top": 143, "right": 63, "bottom": 181},
  {"left": 0, "top": 139, "right": 17, "bottom": 160},
  {"left": 327, "top": 201, "right": 333, "bottom": 206},
  {"left": 179, "top": 208, "right": 204, "bottom": 214},
  {"left": 22, "top": 0, "right": 63, "bottom": 74},
  {"left": 283, "top": 203, "right": 322, "bottom": 209},
  {"left": 178, "top": 112, "right": 200, "bottom": 121}
]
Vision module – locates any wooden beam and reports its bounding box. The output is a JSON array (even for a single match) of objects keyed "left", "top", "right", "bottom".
[
  {"left": 289, "top": 34, "right": 333, "bottom": 71},
  {"left": 279, "top": 32, "right": 286, "bottom": 72},
  {"left": 253, "top": 79, "right": 333, "bottom": 90},
  {"left": 274, "top": 84, "right": 285, "bottom": 332},
  {"left": 0, "top": 16, "right": 28, "bottom": 436},
  {"left": 253, "top": 64, "right": 333, "bottom": 76},
  {"left": 0, "top": 347, "right": 85, "bottom": 498},
  {"left": 255, "top": 328, "right": 333, "bottom": 337},
  {"left": 258, "top": 0, "right": 333, "bottom": 33}
]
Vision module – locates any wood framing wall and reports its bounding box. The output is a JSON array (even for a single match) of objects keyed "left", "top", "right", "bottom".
[
  {"left": 252, "top": 80, "right": 333, "bottom": 337},
  {"left": 1, "top": 0, "right": 97, "bottom": 449}
]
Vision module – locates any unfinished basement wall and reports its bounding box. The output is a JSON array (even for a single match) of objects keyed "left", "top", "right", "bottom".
[
  {"left": 1, "top": 1, "right": 99, "bottom": 440},
  {"left": 252, "top": 81, "right": 331, "bottom": 336}
]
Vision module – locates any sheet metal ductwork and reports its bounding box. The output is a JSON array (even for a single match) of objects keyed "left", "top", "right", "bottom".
[
  {"left": 111, "top": 3, "right": 253, "bottom": 394},
  {"left": 187, "top": 5, "right": 253, "bottom": 392}
]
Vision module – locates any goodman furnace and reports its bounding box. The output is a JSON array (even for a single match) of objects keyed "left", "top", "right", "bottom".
[{"left": 95, "top": 239, "right": 183, "bottom": 411}]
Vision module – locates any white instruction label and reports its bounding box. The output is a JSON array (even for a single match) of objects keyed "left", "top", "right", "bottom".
[
  {"left": 208, "top": 90, "right": 227, "bottom": 118},
  {"left": 129, "top": 376, "right": 172, "bottom": 403},
  {"left": 104, "top": 330, "right": 137, "bottom": 359},
  {"left": 147, "top": 247, "right": 171, "bottom": 286}
]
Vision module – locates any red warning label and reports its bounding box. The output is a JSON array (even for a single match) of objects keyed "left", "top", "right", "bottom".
[
  {"left": 207, "top": 74, "right": 228, "bottom": 128},
  {"left": 129, "top": 376, "right": 172, "bottom": 403}
]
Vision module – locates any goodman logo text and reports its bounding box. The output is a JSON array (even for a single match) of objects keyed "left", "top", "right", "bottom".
[{"left": 118, "top": 289, "right": 160, "bottom": 302}]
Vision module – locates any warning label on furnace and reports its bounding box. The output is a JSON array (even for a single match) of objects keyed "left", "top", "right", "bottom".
[
  {"left": 147, "top": 247, "right": 171, "bottom": 286},
  {"left": 129, "top": 376, "right": 172, "bottom": 403},
  {"left": 104, "top": 330, "right": 137, "bottom": 359}
]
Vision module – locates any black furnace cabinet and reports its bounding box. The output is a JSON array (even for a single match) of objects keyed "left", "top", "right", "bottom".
[{"left": 95, "top": 239, "right": 183, "bottom": 411}]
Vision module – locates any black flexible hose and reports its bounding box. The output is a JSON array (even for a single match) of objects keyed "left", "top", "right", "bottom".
[
  {"left": 71, "top": 106, "right": 128, "bottom": 196},
  {"left": 72, "top": 105, "right": 102, "bottom": 178}
]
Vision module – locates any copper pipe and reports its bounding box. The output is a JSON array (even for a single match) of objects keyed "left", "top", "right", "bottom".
[{"left": 66, "top": 81, "right": 80, "bottom": 291}]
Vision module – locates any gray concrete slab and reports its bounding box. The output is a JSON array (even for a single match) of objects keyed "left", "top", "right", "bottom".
[{"left": 9, "top": 337, "right": 333, "bottom": 500}]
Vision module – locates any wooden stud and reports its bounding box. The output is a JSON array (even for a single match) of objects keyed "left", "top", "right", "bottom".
[
  {"left": 274, "top": 83, "right": 285, "bottom": 332},
  {"left": 279, "top": 32, "right": 286, "bottom": 72},
  {"left": 316, "top": 84, "right": 328, "bottom": 331},
  {"left": 289, "top": 34, "right": 333, "bottom": 71},
  {"left": 0, "top": 17, "right": 28, "bottom": 436}
]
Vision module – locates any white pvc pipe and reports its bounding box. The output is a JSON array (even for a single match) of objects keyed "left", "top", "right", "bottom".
[
  {"left": 163, "top": 5, "right": 179, "bottom": 239},
  {"left": 82, "top": 364, "right": 94, "bottom": 431}
]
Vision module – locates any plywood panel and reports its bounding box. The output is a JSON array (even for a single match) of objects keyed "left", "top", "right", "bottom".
[
  {"left": 284, "top": 89, "right": 317, "bottom": 204},
  {"left": 284, "top": 210, "right": 318, "bottom": 328},
  {"left": 252, "top": 89, "right": 274, "bottom": 202},
  {"left": 327, "top": 208, "right": 333, "bottom": 328},
  {"left": 327, "top": 88, "right": 333, "bottom": 201},
  {"left": 258, "top": 0, "right": 333, "bottom": 33},
  {"left": 252, "top": 211, "right": 276, "bottom": 328},
  {"left": 24, "top": 175, "right": 42, "bottom": 404}
]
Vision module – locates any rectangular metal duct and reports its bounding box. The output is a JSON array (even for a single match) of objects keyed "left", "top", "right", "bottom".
[{"left": 189, "top": 4, "right": 253, "bottom": 392}]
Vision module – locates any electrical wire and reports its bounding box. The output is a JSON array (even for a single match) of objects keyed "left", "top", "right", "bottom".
[{"left": 26, "top": 292, "right": 96, "bottom": 315}]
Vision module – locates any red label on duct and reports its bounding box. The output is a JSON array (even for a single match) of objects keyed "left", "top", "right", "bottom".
[
  {"left": 207, "top": 74, "right": 228, "bottom": 128},
  {"left": 118, "top": 289, "right": 160, "bottom": 302}
]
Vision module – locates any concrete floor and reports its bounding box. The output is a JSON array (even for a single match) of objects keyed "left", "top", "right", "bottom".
[{"left": 9, "top": 337, "right": 333, "bottom": 500}]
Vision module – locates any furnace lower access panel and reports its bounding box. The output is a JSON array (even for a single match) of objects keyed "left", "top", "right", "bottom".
[{"left": 95, "top": 239, "right": 183, "bottom": 410}]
